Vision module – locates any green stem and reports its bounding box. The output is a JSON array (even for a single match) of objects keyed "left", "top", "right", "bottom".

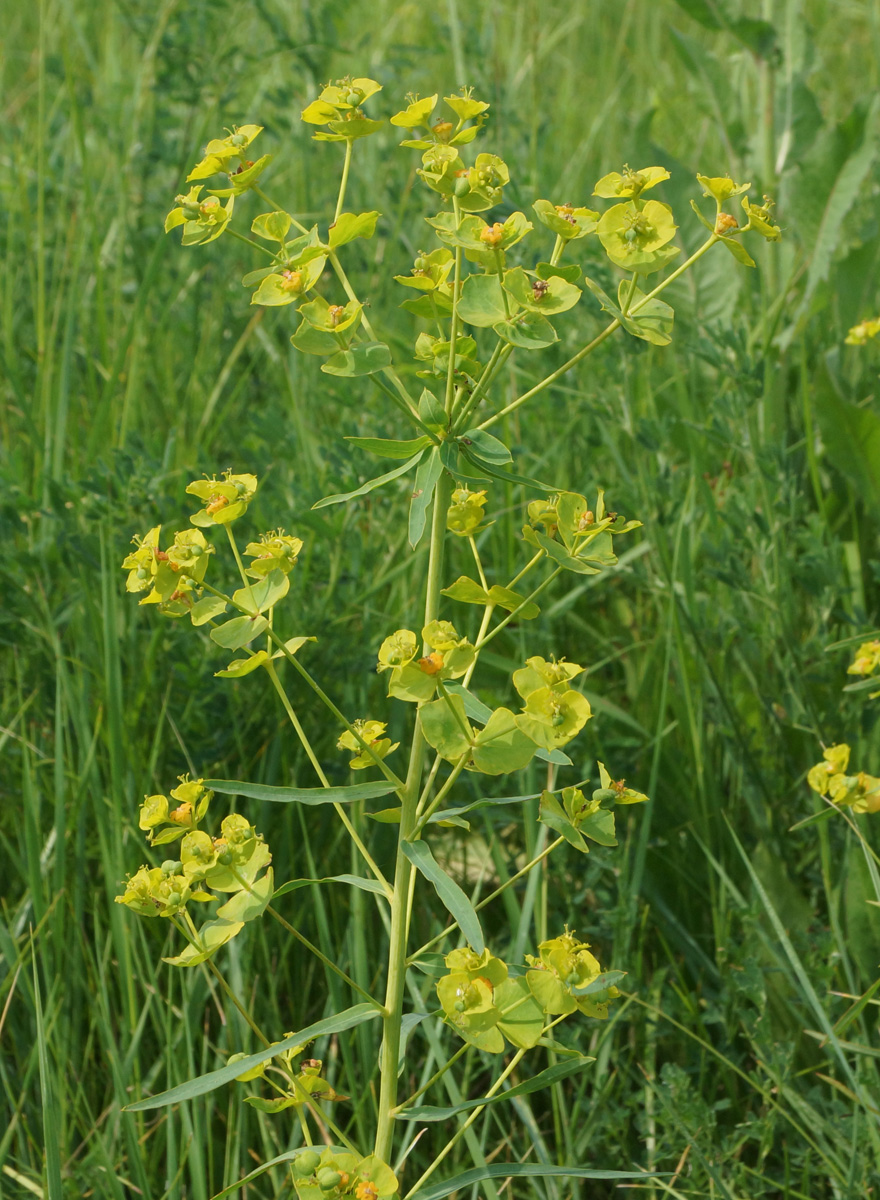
[
  {"left": 477, "top": 235, "right": 718, "bottom": 431},
  {"left": 266, "top": 905, "right": 380, "bottom": 1005},
  {"left": 494, "top": 250, "right": 510, "bottom": 316},
  {"left": 506, "top": 550, "right": 544, "bottom": 591},
  {"left": 475, "top": 567, "right": 562, "bottom": 651},
  {"left": 445, "top": 201, "right": 464, "bottom": 417},
  {"left": 452, "top": 340, "right": 511, "bottom": 432},
  {"left": 467, "top": 535, "right": 489, "bottom": 590},
  {"left": 334, "top": 141, "right": 353, "bottom": 224},
  {"left": 373, "top": 472, "right": 454, "bottom": 1163},
  {"left": 224, "top": 524, "right": 257, "bottom": 610},
  {"left": 413, "top": 751, "right": 470, "bottom": 836},
  {"left": 265, "top": 661, "right": 393, "bottom": 897},
  {"left": 621, "top": 274, "right": 638, "bottom": 316},
  {"left": 228, "top": 228, "right": 276, "bottom": 259},
  {"left": 549, "top": 234, "right": 564, "bottom": 266}
]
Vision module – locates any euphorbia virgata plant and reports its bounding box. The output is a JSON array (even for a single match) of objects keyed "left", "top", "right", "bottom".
[{"left": 117, "top": 76, "right": 781, "bottom": 1198}]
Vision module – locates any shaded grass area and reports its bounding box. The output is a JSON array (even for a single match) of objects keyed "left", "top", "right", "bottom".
[{"left": 2, "top": 0, "right": 880, "bottom": 1196}]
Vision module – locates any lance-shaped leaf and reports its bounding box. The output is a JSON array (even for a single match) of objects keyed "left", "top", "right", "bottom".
[
  {"left": 401, "top": 840, "right": 484, "bottom": 952},
  {"left": 346, "top": 435, "right": 433, "bottom": 460},
  {"left": 124, "top": 1005, "right": 382, "bottom": 1110},
  {"left": 409, "top": 1165, "right": 669, "bottom": 1200},
  {"left": 396, "top": 1057, "right": 593, "bottom": 1120},
  {"left": 409, "top": 446, "right": 444, "bottom": 548},
  {"left": 273, "top": 874, "right": 388, "bottom": 899},
  {"left": 204, "top": 779, "right": 400, "bottom": 805},
  {"left": 313, "top": 450, "right": 426, "bottom": 509},
  {"left": 459, "top": 428, "right": 511, "bottom": 464}
]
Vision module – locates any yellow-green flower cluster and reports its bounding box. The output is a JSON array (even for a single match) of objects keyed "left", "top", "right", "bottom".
[
  {"left": 807, "top": 744, "right": 880, "bottom": 814},
  {"left": 337, "top": 720, "right": 399, "bottom": 770}
]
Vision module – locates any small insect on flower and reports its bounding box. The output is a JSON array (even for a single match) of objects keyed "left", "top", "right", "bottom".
[{"left": 531, "top": 279, "right": 550, "bottom": 301}]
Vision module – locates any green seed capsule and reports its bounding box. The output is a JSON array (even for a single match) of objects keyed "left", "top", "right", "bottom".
[
  {"left": 294, "top": 1151, "right": 321, "bottom": 1176},
  {"left": 592, "top": 788, "right": 617, "bottom": 805},
  {"left": 454, "top": 175, "right": 470, "bottom": 198},
  {"left": 318, "top": 1169, "right": 342, "bottom": 1191},
  {"left": 346, "top": 90, "right": 364, "bottom": 106}
]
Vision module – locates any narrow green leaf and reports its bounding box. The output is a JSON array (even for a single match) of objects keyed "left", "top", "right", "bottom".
[
  {"left": 788, "top": 805, "right": 838, "bottom": 832},
  {"left": 409, "top": 1165, "right": 667, "bottom": 1200},
  {"left": 273, "top": 874, "right": 388, "bottom": 898},
  {"left": 124, "top": 1005, "right": 381, "bottom": 1110},
  {"left": 460, "top": 428, "right": 511, "bottom": 464},
  {"left": 346, "top": 435, "right": 432, "bottom": 459},
  {"left": 409, "top": 446, "right": 444, "bottom": 548},
  {"left": 459, "top": 448, "right": 556, "bottom": 492},
  {"left": 396, "top": 1058, "right": 593, "bottom": 1120},
  {"left": 313, "top": 450, "right": 425, "bottom": 509},
  {"left": 33, "top": 949, "right": 64, "bottom": 1200},
  {"left": 400, "top": 840, "right": 484, "bottom": 952},
  {"left": 203, "top": 779, "right": 399, "bottom": 805}
]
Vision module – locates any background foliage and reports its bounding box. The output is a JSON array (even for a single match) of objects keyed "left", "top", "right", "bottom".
[{"left": 2, "top": 0, "right": 880, "bottom": 1196}]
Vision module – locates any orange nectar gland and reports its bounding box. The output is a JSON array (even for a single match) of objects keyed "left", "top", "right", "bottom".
[
  {"left": 281, "top": 270, "right": 304, "bottom": 294},
  {"left": 432, "top": 120, "right": 453, "bottom": 142},
  {"left": 555, "top": 202, "right": 578, "bottom": 226},
  {"left": 479, "top": 222, "right": 505, "bottom": 248},
  {"left": 418, "top": 652, "right": 444, "bottom": 675},
  {"left": 328, "top": 304, "right": 346, "bottom": 327},
  {"left": 206, "top": 494, "right": 230, "bottom": 515},
  {"left": 715, "top": 212, "right": 738, "bottom": 235},
  {"left": 199, "top": 197, "right": 221, "bottom": 217},
  {"left": 337, "top": 1174, "right": 351, "bottom": 1189},
  {"left": 169, "top": 802, "right": 193, "bottom": 825},
  {"left": 356, "top": 1184, "right": 379, "bottom": 1200}
]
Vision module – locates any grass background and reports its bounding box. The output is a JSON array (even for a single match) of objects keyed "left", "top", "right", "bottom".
[{"left": 3, "top": 0, "right": 880, "bottom": 1196}]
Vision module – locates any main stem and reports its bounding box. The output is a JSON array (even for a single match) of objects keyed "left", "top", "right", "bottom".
[{"left": 373, "top": 471, "right": 453, "bottom": 1162}]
